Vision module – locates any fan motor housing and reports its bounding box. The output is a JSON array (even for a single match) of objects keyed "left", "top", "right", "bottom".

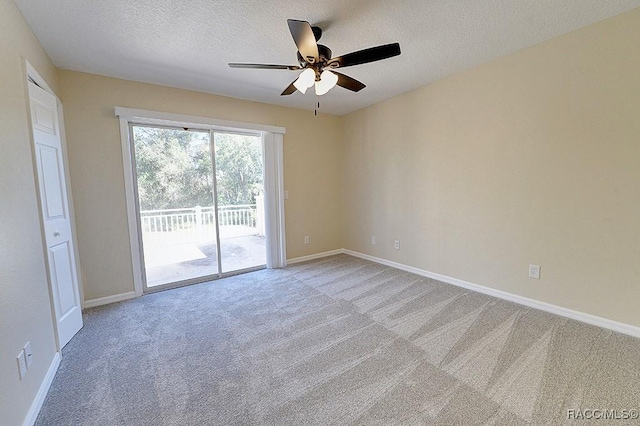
[{"left": 297, "top": 44, "right": 332, "bottom": 68}]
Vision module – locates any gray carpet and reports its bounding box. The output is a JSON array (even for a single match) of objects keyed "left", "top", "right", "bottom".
[{"left": 36, "top": 254, "right": 640, "bottom": 425}]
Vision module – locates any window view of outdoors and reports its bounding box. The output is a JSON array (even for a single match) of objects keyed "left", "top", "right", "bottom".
[
  {"left": 133, "top": 126, "right": 265, "bottom": 287},
  {"left": 214, "top": 132, "right": 266, "bottom": 273}
]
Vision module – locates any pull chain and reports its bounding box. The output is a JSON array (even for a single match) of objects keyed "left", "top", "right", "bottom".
[{"left": 314, "top": 96, "right": 320, "bottom": 116}]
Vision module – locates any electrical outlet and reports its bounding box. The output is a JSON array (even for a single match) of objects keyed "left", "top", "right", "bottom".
[
  {"left": 529, "top": 264, "right": 541, "bottom": 279},
  {"left": 24, "top": 342, "right": 33, "bottom": 368},
  {"left": 304, "top": 236, "right": 309, "bottom": 245},
  {"left": 371, "top": 236, "right": 376, "bottom": 245},
  {"left": 394, "top": 240, "right": 400, "bottom": 250},
  {"left": 283, "top": 190, "right": 288, "bottom": 200},
  {"left": 17, "top": 350, "right": 27, "bottom": 380}
]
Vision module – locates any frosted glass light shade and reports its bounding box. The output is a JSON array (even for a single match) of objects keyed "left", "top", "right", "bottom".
[
  {"left": 315, "top": 70, "right": 338, "bottom": 95},
  {"left": 293, "top": 68, "right": 316, "bottom": 94}
]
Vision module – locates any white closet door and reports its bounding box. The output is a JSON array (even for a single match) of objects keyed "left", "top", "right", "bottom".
[{"left": 29, "top": 81, "right": 83, "bottom": 348}]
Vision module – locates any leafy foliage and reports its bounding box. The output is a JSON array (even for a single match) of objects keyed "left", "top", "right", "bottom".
[
  {"left": 133, "top": 127, "right": 262, "bottom": 210},
  {"left": 215, "top": 133, "right": 263, "bottom": 206}
]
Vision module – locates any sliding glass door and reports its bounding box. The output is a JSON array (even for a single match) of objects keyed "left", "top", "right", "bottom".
[
  {"left": 131, "top": 125, "right": 265, "bottom": 291},
  {"left": 214, "top": 132, "right": 266, "bottom": 273}
]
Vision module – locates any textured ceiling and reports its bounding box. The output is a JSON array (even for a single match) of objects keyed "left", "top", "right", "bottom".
[{"left": 15, "top": 0, "right": 640, "bottom": 115}]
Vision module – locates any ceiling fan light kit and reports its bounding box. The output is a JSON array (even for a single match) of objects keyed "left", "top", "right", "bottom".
[
  {"left": 293, "top": 68, "right": 315, "bottom": 94},
  {"left": 315, "top": 70, "right": 338, "bottom": 96},
  {"left": 229, "top": 19, "right": 401, "bottom": 99}
]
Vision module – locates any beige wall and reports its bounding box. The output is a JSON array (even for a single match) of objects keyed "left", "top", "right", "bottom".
[
  {"left": 0, "top": 0, "right": 60, "bottom": 424},
  {"left": 58, "top": 71, "right": 344, "bottom": 300},
  {"left": 343, "top": 8, "right": 640, "bottom": 327}
]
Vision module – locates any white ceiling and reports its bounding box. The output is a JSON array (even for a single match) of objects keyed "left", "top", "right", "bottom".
[{"left": 15, "top": 0, "right": 640, "bottom": 116}]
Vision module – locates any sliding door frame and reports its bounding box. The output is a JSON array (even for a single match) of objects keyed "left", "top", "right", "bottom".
[{"left": 116, "top": 107, "right": 286, "bottom": 296}]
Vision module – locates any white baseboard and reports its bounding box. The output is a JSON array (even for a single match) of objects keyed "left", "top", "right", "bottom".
[
  {"left": 80, "top": 249, "right": 640, "bottom": 338},
  {"left": 287, "top": 249, "right": 344, "bottom": 265},
  {"left": 343, "top": 249, "right": 640, "bottom": 339},
  {"left": 83, "top": 291, "right": 138, "bottom": 308},
  {"left": 23, "top": 352, "right": 61, "bottom": 426}
]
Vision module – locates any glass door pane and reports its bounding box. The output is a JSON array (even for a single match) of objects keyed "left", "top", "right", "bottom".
[
  {"left": 132, "top": 125, "right": 220, "bottom": 288},
  {"left": 213, "top": 132, "right": 266, "bottom": 273}
]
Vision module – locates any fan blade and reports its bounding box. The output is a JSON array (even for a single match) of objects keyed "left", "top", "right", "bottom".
[
  {"left": 334, "top": 72, "right": 366, "bottom": 92},
  {"left": 229, "top": 63, "right": 299, "bottom": 70},
  {"left": 327, "top": 43, "right": 401, "bottom": 68},
  {"left": 280, "top": 80, "right": 297, "bottom": 96},
  {"left": 287, "top": 19, "right": 319, "bottom": 63}
]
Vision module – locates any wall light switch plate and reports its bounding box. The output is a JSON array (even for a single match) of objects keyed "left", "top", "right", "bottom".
[
  {"left": 394, "top": 240, "right": 400, "bottom": 250},
  {"left": 371, "top": 236, "right": 376, "bottom": 245},
  {"left": 529, "top": 264, "right": 541, "bottom": 279},
  {"left": 283, "top": 191, "right": 288, "bottom": 200},
  {"left": 304, "top": 236, "right": 309, "bottom": 245}
]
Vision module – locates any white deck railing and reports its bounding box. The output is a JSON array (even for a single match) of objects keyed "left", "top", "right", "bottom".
[{"left": 140, "top": 200, "right": 264, "bottom": 245}]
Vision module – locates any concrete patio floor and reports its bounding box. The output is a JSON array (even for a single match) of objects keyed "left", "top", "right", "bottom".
[{"left": 143, "top": 235, "right": 266, "bottom": 287}]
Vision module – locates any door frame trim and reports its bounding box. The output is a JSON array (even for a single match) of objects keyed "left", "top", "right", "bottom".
[{"left": 116, "top": 107, "right": 286, "bottom": 296}]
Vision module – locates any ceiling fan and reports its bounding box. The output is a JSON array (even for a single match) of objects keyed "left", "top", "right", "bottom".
[{"left": 229, "top": 19, "right": 401, "bottom": 96}]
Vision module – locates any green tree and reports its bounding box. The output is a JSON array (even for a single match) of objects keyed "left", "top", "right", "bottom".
[
  {"left": 214, "top": 133, "right": 263, "bottom": 206},
  {"left": 134, "top": 126, "right": 213, "bottom": 210},
  {"left": 133, "top": 127, "right": 263, "bottom": 210}
]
